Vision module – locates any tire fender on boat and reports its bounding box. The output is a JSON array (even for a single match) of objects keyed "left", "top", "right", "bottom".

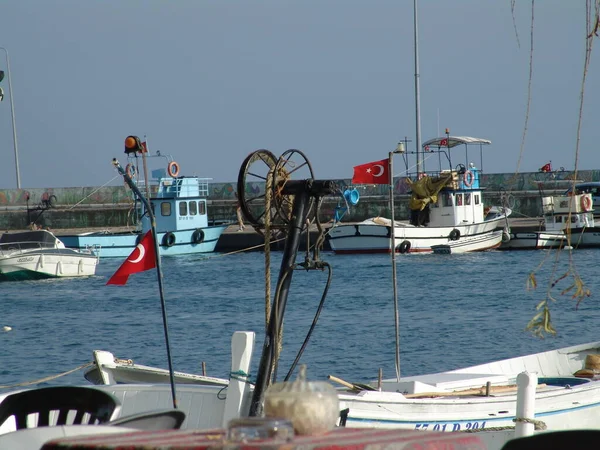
[
  {"left": 463, "top": 170, "right": 474, "bottom": 187},
  {"left": 163, "top": 232, "right": 176, "bottom": 247},
  {"left": 167, "top": 161, "right": 180, "bottom": 178},
  {"left": 449, "top": 229, "right": 461, "bottom": 241},
  {"left": 192, "top": 228, "right": 205, "bottom": 244},
  {"left": 397, "top": 240, "right": 411, "bottom": 254},
  {"left": 581, "top": 195, "right": 592, "bottom": 212}
]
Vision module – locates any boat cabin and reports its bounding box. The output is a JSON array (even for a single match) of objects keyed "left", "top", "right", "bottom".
[
  {"left": 142, "top": 176, "right": 210, "bottom": 234},
  {"left": 542, "top": 193, "right": 594, "bottom": 232},
  {"left": 401, "top": 135, "right": 491, "bottom": 228}
]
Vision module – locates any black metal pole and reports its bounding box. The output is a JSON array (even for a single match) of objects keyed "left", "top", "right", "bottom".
[
  {"left": 112, "top": 158, "right": 178, "bottom": 409},
  {"left": 249, "top": 179, "right": 337, "bottom": 416}
]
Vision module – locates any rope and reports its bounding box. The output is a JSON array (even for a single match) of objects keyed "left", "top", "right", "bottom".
[
  {"left": 513, "top": 417, "right": 547, "bottom": 430},
  {"left": 67, "top": 176, "right": 121, "bottom": 210},
  {"left": 0, "top": 362, "right": 94, "bottom": 389},
  {"left": 265, "top": 168, "right": 273, "bottom": 328},
  {"left": 229, "top": 370, "right": 254, "bottom": 385}
]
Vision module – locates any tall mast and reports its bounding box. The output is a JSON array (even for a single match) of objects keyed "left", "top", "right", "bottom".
[{"left": 413, "top": 0, "right": 423, "bottom": 175}]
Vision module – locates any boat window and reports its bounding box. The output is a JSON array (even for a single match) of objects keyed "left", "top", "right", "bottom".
[
  {"left": 456, "top": 193, "right": 463, "bottom": 206},
  {"left": 189, "top": 201, "right": 197, "bottom": 216},
  {"left": 556, "top": 216, "right": 563, "bottom": 223},
  {"left": 474, "top": 194, "right": 480, "bottom": 205},
  {"left": 571, "top": 216, "right": 577, "bottom": 223},
  {"left": 199, "top": 201, "right": 206, "bottom": 215},
  {"left": 465, "top": 193, "right": 471, "bottom": 205},
  {"left": 179, "top": 201, "right": 188, "bottom": 216},
  {"left": 161, "top": 202, "right": 171, "bottom": 216},
  {"left": 442, "top": 193, "right": 453, "bottom": 207}
]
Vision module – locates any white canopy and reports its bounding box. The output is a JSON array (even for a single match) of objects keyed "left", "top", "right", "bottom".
[{"left": 422, "top": 136, "right": 491, "bottom": 149}]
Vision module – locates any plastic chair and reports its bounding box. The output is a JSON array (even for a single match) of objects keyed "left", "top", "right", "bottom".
[
  {"left": 0, "top": 386, "right": 121, "bottom": 429},
  {"left": 108, "top": 409, "right": 186, "bottom": 430}
]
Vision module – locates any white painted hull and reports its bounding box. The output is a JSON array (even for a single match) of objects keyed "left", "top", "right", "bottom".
[
  {"left": 500, "top": 231, "right": 567, "bottom": 250},
  {"left": 0, "top": 249, "right": 98, "bottom": 281},
  {"left": 63, "top": 340, "right": 600, "bottom": 450},
  {"left": 328, "top": 216, "right": 507, "bottom": 254},
  {"left": 431, "top": 229, "right": 504, "bottom": 254}
]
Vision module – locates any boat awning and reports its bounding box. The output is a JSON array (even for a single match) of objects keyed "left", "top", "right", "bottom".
[{"left": 422, "top": 136, "right": 492, "bottom": 149}]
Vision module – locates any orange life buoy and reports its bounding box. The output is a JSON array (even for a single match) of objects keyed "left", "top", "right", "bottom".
[
  {"left": 167, "top": 161, "right": 180, "bottom": 178},
  {"left": 581, "top": 195, "right": 592, "bottom": 211},
  {"left": 125, "top": 163, "right": 136, "bottom": 178},
  {"left": 463, "top": 170, "right": 474, "bottom": 187}
]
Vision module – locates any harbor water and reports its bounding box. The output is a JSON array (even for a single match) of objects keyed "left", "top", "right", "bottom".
[{"left": 1, "top": 248, "right": 600, "bottom": 389}]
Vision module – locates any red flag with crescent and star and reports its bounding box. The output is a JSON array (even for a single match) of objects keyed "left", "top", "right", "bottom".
[
  {"left": 352, "top": 159, "right": 390, "bottom": 185},
  {"left": 106, "top": 230, "right": 157, "bottom": 285}
]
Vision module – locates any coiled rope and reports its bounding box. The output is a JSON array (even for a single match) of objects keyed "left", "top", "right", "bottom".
[{"left": 0, "top": 362, "right": 94, "bottom": 389}]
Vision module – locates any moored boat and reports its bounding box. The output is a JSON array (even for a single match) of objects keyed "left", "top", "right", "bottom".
[
  {"left": 58, "top": 136, "right": 228, "bottom": 258},
  {"left": 328, "top": 135, "right": 512, "bottom": 254},
  {"left": 500, "top": 181, "right": 598, "bottom": 250},
  {"left": 0, "top": 230, "right": 99, "bottom": 281}
]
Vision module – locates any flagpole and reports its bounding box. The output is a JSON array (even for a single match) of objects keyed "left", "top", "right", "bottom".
[
  {"left": 112, "top": 158, "right": 178, "bottom": 409},
  {"left": 388, "top": 150, "right": 401, "bottom": 382}
]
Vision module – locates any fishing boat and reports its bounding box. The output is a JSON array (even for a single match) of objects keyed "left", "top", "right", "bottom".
[
  {"left": 78, "top": 341, "right": 600, "bottom": 437},
  {"left": 500, "top": 181, "right": 598, "bottom": 250},
  {"left": 0, "top": 230, "right": 99, "bottom": 281},
  {"left": 328, "top": 135, "right": 512, "bottom": 254},
  {"left": 58, "top": 136, "right": 228, "bottom": 258},
  {"left": 84, "top": 350, "right": 228, "bottom": 387}
]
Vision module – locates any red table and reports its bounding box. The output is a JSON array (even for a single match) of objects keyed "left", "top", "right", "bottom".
[{"left": 41, "top": 427, "right": 487, "bottom": 449}]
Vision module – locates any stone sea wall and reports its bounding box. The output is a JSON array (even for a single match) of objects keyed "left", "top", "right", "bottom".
[{"left": 0, "top": 169, "right": 597, "bottom": 230}]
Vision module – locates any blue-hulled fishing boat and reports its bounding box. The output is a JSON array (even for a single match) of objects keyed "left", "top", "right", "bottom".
[{"left": 59, "top": 136, "right": 228, "bottom": 258}]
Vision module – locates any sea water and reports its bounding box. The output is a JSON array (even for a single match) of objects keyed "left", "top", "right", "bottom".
[{"left": 1, "top": 249, "right": 599, "bottom": 389}]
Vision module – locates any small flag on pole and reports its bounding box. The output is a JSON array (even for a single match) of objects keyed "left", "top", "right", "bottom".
[
  {"left": 106, "top": 230, "right": 157, "bottom": 285},
  {"left": 352, "top": 159, "right": 390, "bottom": 185},
  {"left": 539, "top": 162, "right": 552, "bottom": 173}
]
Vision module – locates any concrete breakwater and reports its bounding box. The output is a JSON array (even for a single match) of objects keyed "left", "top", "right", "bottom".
[{"left": 0, "top": 170, "right": 596, "bottom": 231}]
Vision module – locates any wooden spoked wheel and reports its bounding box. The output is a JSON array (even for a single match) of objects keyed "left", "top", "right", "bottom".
[
  {"left": 237, "top": 149, "right": 280, "bottom": 228},
  {"left": 272, "top": 149, "right": 316, "bottom": 227}
]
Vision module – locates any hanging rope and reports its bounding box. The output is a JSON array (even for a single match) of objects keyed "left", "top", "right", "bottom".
[
  {"left": 67, "top": 175, "right": 121, "bottom": 210},
  {"left": 0, "top": 362, "right": 94, "bottom": 389}
]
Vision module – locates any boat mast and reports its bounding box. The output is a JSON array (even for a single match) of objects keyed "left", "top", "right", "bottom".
[{"left": 414, "top": 0, "right": 423, "bottom": 174}]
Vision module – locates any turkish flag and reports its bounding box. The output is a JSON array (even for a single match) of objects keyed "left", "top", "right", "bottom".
[
  {"left": 106, "top": 230, "right": 157, "bottom": 285},
  {"left": 439, "top": 138, "right": 448, "bottom": 146},
  {"left": 352, "top": 159, "right": 390, "bottom": 185},
  {"left": 539, "top": 163, "right": 552, "bottom": 173}
]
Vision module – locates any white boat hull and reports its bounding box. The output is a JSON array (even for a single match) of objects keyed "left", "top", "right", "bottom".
[
  {"left": 328, "top": 215, "right": 508, "bottom": 254},
  {"left": 0, "top": 251, "right": 98, "bottom": 280}
]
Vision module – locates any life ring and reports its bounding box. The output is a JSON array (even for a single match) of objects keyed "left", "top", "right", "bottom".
[
  {"left": 191, "top": 228, "right": 205, "bottom": 244},
  {"left": 397, "top": 240, "right": 411, "bottom": 254},
  {"left": 449, "top": 229, "right": 461, "bottom": 241},
  {"left": 167, "top": 161, "right": 180, "bottom": 178},
  {"left": 581, "top": 195, "right": 592, "bottom": 211},
  {"left": 162, "top": 232, "right": 176, "bottom": 247},
  {"left": 125, "top": 163, "right": 136, "bottom": 178},
  {"left": 463, "top": 170, "right": 474, "bottom": 187}
]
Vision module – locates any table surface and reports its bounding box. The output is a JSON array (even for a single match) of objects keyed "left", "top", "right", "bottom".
[{"left": 41, "top": 427, "right": 487, "bottom": 450}]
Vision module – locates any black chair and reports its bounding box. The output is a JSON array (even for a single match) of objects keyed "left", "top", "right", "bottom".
[
  {"left": 108, "top": 409, "right": 186, "bottom": 430},
  {"left": 0, "top": 386, "right": 121, "bottom": 429},
  {"left": 501, "top": 430, "right": 600, "bottom": 449}
]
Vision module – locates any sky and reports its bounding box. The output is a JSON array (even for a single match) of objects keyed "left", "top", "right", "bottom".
[{"left": 0, "top": 1, "right": 598, "bottom": 189}]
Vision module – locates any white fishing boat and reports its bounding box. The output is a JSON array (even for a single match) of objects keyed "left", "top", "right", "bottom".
[
  {"left": 84, "top": 350, "right": 228, "bottom": 387},
  {"left": 501, "top": 183, "right": 598, "bottom": 250},
  {"left": 0, "top": 230, "right": 99, "bottom": 281},
  {"left": 58, "top": 136, "right": 228, "bottom": 258},
  {"left": 328, "top": 136, "right": 512, "bottom": 255}
]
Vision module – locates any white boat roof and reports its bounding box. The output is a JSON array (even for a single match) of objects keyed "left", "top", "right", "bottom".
[{"left": 422, "top": 136, "right": 492, "bottom": 149}]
